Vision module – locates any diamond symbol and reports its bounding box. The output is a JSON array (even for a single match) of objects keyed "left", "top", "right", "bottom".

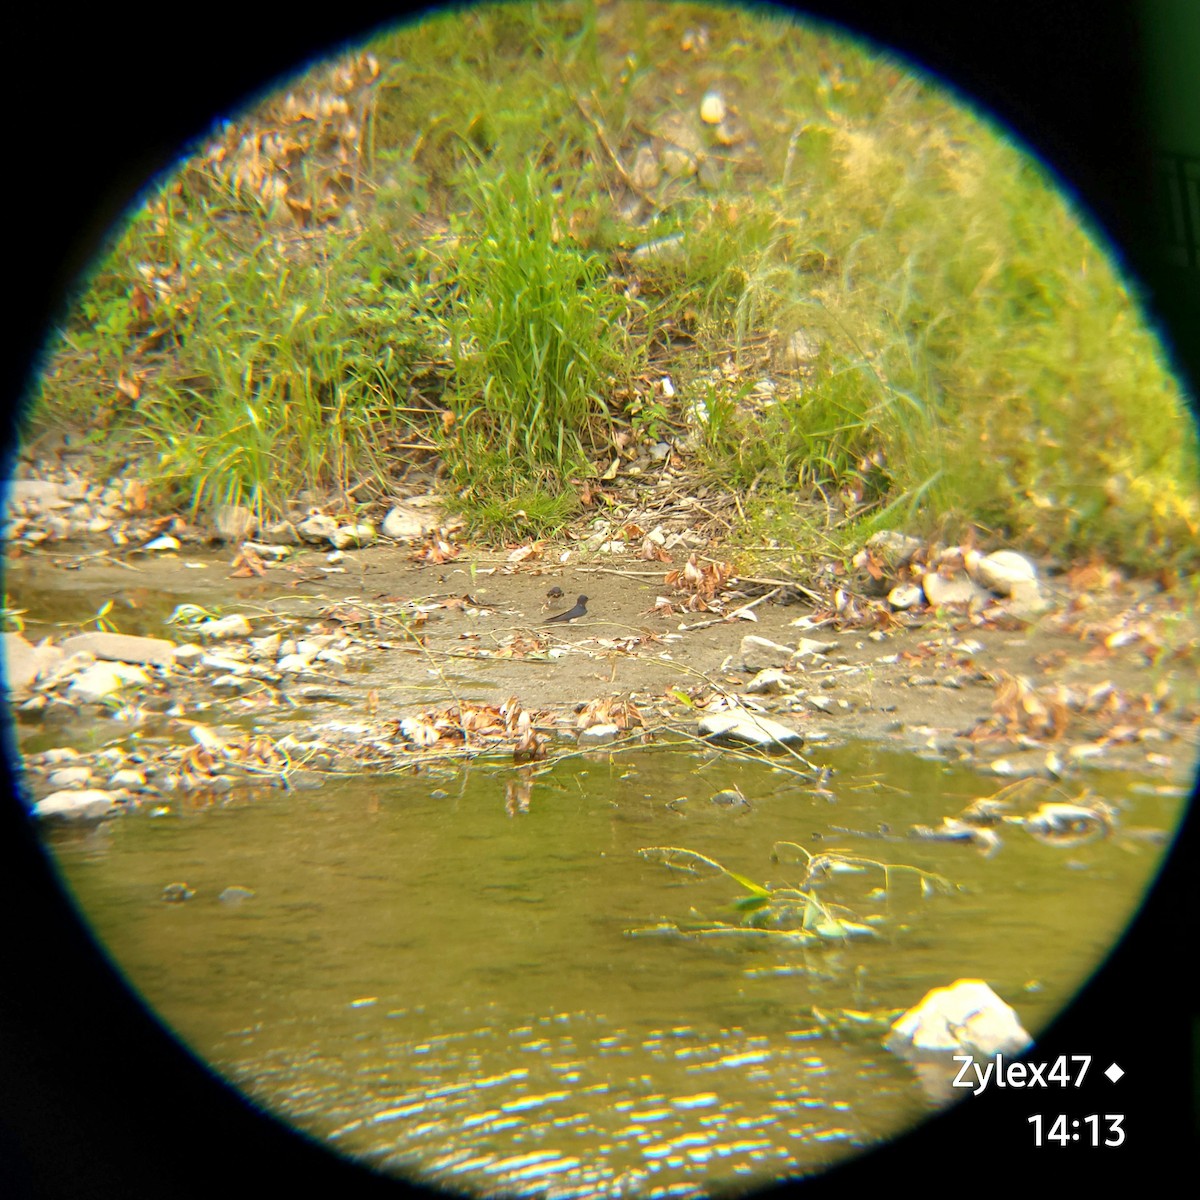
[{"left": 1105, "top": 1062, "right": 1124, "bottom": 1083}]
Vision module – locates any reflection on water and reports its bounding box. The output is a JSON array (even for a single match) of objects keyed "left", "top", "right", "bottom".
[{"left": 44, "top": 745, "right": 1180, "bottom": 1197}]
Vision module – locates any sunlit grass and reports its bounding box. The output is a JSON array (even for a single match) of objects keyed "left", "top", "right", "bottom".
[
  {"left": 24, "top": 0, "right": 1198, "bottom": 567},
  {"left": 439, "top": 163, "right": 641, "bottom": 488}
]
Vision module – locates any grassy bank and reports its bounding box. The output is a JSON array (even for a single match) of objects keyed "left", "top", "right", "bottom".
[{"left": 24, "top": 0, "right": 1199, "bottom": 574}]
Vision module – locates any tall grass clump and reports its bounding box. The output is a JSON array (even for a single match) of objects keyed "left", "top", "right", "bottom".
[
  {"left": 76, "top": 175, "right": 438, "bottom": 519},
  {"left": 719, "top": 76, "right": 1199, "bottom": 571},
  {"left": 440, "top": 164, "right": 640, "bottom": 498}
]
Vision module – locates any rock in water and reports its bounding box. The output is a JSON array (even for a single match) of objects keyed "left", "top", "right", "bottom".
[
  {"left": 33, "top": 790, "right": 117, "bottom": 822},
  {"left": 887, "top": 978, "right": 1032, "bottom": 1058},
  {"left": 698, "top": 710, "right": 804, "bottom": 750}
]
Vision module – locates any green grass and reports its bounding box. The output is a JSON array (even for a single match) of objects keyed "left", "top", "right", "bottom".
[
  {"left": 438, "top": 163, "right": 642, "bottom": 490},
  {"left": 23, "top": 0, "right": 1199, "bottom": 570}
]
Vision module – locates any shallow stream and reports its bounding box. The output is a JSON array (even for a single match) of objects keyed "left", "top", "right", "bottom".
[{"left": 41, "top": 743, "right": 1178, "bottom": 1197}]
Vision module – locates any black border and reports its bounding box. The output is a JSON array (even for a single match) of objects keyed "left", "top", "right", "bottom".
[{"left": 3, "top": 4, "right": 1197, "bottom": 1196}]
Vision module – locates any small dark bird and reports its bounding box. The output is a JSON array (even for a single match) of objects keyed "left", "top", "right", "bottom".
[{"left": 545, "top": 594, "right": 588, "bottom": 624}]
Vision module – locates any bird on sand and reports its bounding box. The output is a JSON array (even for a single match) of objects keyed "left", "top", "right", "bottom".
[{"left": 545, "top": 594, "right": 588, "bottom": 624}]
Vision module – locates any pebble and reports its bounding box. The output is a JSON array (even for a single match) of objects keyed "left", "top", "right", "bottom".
[
  {"left": 332, "top": 522, "right": 376, "bottom": 550},
  {"left": 740, "top": 634, "right": 795, "bottom": 671},
  {"left": 277, "top": 653, "right": 317, "bottom": 674},
  {"left": 698, "top": 709, "right": 805, "bottom": 749},
  {"left": 579, "top": 723, "right": 622, "bottom": 747},
  {"left": 67, "top": 661, "right": 150, "bottom": 702},
  {"left": 197, "top": 614, "right": 253, "bottom": 641},
  {"left": 699, "top": 91, "right": 726, "bottom": 124},
  {"left": 33, "top": 789, "right": 117, "bottom": 821},
  {"left": 213, "top": 503, "right": 258, "bottom": 542},
  {"left": 46, "top": 765, "right": 93, "bottom": 788},
  {"left": 59, "top": 631, "right": 177, "bottom": 668},
  {"left": 109, "top": 769, "right": 147, "bottom": 789},
  {"left": 40, "top": 747, "right": 82, "bottom": 765},
  {"left": 922, "top": 570, "right": 991, "bottom": 608},
  {"left": 744, "top": 668, "right": 794, "bottom": 695},
  {"left": 298, "top": 513, "right": 339, "bottom": 544}
]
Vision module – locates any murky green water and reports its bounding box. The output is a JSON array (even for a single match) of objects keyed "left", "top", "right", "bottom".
[{"left": 41, "top": 744, "right": 1179, "bottom": 1198}]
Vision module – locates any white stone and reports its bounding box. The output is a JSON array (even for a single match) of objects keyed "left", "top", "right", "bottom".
[
  {"left": 744, "top": 668, "right": 794, "bottom": 695},
  {"left": 381, "top": 506, "right": 429, "bottom": 540},
  {"left": 297, "top": 513, "right": 339, "bottom": 544},
  {"left": 1007, "top": 578, "right": 1050, "bottom": 615},
  {"left": 888, "top": 979, "right": 1032, "bottom": 1057},
  {"left": 964, "top": 548, "right": 1038, "bottom": 596},
  {"left": 277, "top": 653, "right": 316, "bottom": 674},
  {"left": 579, "top": 723, "right": 622, "bottom": 746},
  {"left": 700, "top": 91, "right": 726, "bottom": 124},
  {"left": 2, "top": 632, "right": 64, "bottom": 696},
  {"left": 332, "top": 522, "right": 376, "bottom": 550},
  {"left": 189, "top": 725, "right": 230, "bottom": 754},
  {"left": 740, "top": 635, "right": 795, "bottom": 671},
  {"left": 262, "top": 521, "right": 299, "bottom": 545},
  {"left": 59, "top": 632, "right": 176, "bottom": 667},
  {"left": 888, "top": 583, "right": 925, "bottom": 610},
  {"left": 33, "top": 789, "right": 117, "bottom": 821},
  {"left": 196, "top": 614, "right": 252, "bottom": 640},
  {"left": 5, "top": 479, "right": 66, "bottom": 513},
  {"left": 213, "top": 503, "right": 258, "bottom": 542},
  {"left": 866, "top": 530, "right": 924, "bottom": 562},
  {"left": 248, "top": 633, "right": 282, "bottom": 659},
  {"left": 67, "top": 661, "right": 149, "bottom": 702},
  {"left": 698, "top": 710, "right": 805, "bottom": 749},
  {"left": 40, "top": 748, "right": 81, "bottom": 765},
  {"left": 46, "top": 765, "right": 93, "bottom": 788},
  {"left": 790, "top": 637, "right": 837, "bottom": 660},
  {"left": 922, "top": 570, "right": 991, "bottom": 608},
  {"left": 109, "top": 769, "right": 147, "bottom": 789}
]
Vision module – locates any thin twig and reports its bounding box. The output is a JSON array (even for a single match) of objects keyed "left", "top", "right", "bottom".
[
  {"left": 678, "top": 587, "right": 782, "bottom": 631},
  {"left": 570, "top": 91, "right": 661, "bottom": 209},
  {"left": 577, "top": 566, "right": 673, "bottom": 579},
  {"left": 733, "top": 574, "right": 826, "bottom": 605}
]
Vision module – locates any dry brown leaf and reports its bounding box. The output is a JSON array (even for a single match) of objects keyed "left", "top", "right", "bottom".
[
  {"left": 507, "top": 542, "right": 543, "bottom": 564},
  {"left": 229, "top": 546, "right": 268, "bottom": 578},
  {"left": 411, "top": 535, "right": 458, "bottom": 565},
  {"left": 123, "top": 480, "right": 149, "bottom": 512},
  {"left": 576, "top": 695, "right": 644, "bottom": 731},
  {"left": 513, "top": 711, "right": 546, "bottom": 763},
  {"left": 641, "top": 537, "right": 671, "bottom": 563},
  {"left": 505, "top": 777, "right": 533, "bottom": 814}
]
